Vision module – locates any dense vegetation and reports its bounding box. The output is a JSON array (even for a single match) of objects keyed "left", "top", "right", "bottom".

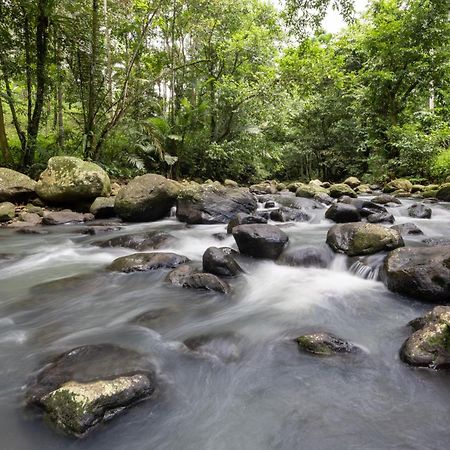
[{"left": 0, "top": 0, "right": 449, "bottom": 183}]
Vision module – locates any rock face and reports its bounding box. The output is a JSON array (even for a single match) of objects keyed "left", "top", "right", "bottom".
[
  {"left": 115, "top": 174, "right": 180, "bottom": 222},
  {"left": 327, "top": 223, "right": 404, "bottom": 256},
  {"left": 329, "top": 184, "right": 357, "bottom": 198},
  {"left": 0, "top": 168, "right": 36, "bottom": 202},
  {"left": 325, "top": 203, "right": 361, "bottom": 223},
  {"left": 95, "top": 231, "right": 175, "bottom": 251},
  {"left": 277, "top": 245, "right": 333, "bottom": 268},
  {"left": 203, "top": 247, "right": 243, "bottom": 277},
  {"left": 25, "top": 344, "right": 155, "bottom": 437},
  {"left": 391, "top": 222, "right": 424, "bottom": 236},
  {"left": 90, "top": 196, "right": 116, "bottom": 218},
  {"left": 371, "top": 194, "right": 402, "bottom": 205},
  {"left": 295, "top": 333, "right": 358, "bottom": 356},
  {"left": 42, "top": 210, "right": 94, "bottom": 225},
  {"left": 383, "top": 246, "right": 450, "bottom": 303},
  {"left": 0, "top": 202, "right": 15, "bottom": 222},
  {"left": 177, "top": 184, "right": 257, "bottom": 224},
  {"left": 232, "top": 224, "right": 288, "bottom": 259},
  {"left": 36, "top": 157, "right": 110, "bottom": 204},
  {"left": 400, "top": 306, "right": 450, "bottom": 369},
  {"left": 383, "top": 179, "right": 413, "bottom": 193},
  {"left": 226, "top": 212, "right": 267, "bottom": 234},
  {"left": 436, "top": 183, "right": 450, "bottom": 201},
  {"left": 108, "top": 252, "right": 189, "bottom": 273},
  {"left": 408, "top": 203, "right": 432, "bottom": 219}
]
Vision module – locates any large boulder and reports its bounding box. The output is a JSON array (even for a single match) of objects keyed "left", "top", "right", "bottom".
[
  {"left": 408, "top": 203, "right": 432, "bottom": 219},
  {"left": 0, "top": 168, "right": 36, "bottom": 202},
  {"left": 232, "top": 224, "right": 288, "bottom": 259},
  {"left": 0, "top": 201, "right": 15, "bottom": 222},
  {"left": 295, "top": 333, "right": 359, "bottom": 356},
  {"left": 227, "top": 212, "right": 267, "bottom": 234},
  {"left": 383, "top": 246, "right": 450, "bottom": 303},
  {"left": 329, "top": 183, "right": 357, "bottom": 198},
  {"left": 400, "top": 306, "right": 450, "bottom": 369},
  {"left": 203, "top": 247, "right": 243, "bottom": 277},
  {"left": 383, "top": 179, "right": 413, "bottom": 193},
  {"left": 344, "top": 177, "right": 361, "bottom": 188},
  {"left": 436, "top": 183, "right": 450, "bottom": 202},
  {"left": 25, "top": 344, "right": 155, "bottom": 437},
  {"left": 108, "top": 252, "right": 189, "bottom": 273},
  {"left": 115, "top": 174, "right": 180, "bottom": 222},
  {"left": 36, "top": 157, "right": 110, "bottom": 204},
  {"left": 295, "top": 184, "right": 328, "bottom": 199},
  {"left": 325, "top": 203, "right": 361, "bottom": 223},
  {"left": 326, "top": 223, "right": 404, "bottom": 256},
  {"left": 177, "top": 184, "right": 257, "bottom": 224}
]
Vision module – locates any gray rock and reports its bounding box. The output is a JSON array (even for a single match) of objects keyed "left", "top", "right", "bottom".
[
  {"left": 182, "top": 272, "right": 230, "bottom": 294},
  {"left": 367, "top": 212, "right": 394, "bottom": 224},
  {"left": 95, "top": 231, "right": 176, "bottom": 251},
  {"left": 277, "top": 245, "right": 333, "bottom": 268},
  {"left": 371, "top": 194, "right": 402, "bottom": 205},
  {"left": 325, "top": 203, "right": 361, "bottom": 223},
  {"left": 408, "top": 203, "right": 432, "bottom": 219},
  {"left": 42, "top": 210, "right": 94, "bottom": 225},
  {"left": 108, "top": 252, "right": 189, "bottom": 273},
  {"left": 227, "top": 212, "right": 267, "bottom": 234},
  {"left": 166, "top": 264, "right": 198, "bottom": 286},
  {"left": 391, "top": 222, "right": 424, "bottom": 236},
  {"left": 90, "top": 196, "right": 116, "bottom": 218},
  {"left": 203, "top": 246, "right": 243, "bottom": 277},
  {"left": 0, "top": 168, "right": 36, "bottom": 202},
  {"left": 270, "top": 207, "right": 310, "bottom": 222},
  {"left": 296, "top": 333, "right": 358, "bottom": 356}
]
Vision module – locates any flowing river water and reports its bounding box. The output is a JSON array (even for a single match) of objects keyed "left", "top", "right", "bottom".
[{"left": 0, "top": 196, "right": 450, "bottom": 449}]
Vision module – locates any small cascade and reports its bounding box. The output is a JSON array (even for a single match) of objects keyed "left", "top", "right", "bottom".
[{"left": 349, "top": 260, "right": 379, "bottom": 280}]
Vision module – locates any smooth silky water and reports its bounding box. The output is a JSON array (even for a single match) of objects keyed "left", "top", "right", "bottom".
[{"left": 1, "top": 198, "right": 450, "bottom": 449}]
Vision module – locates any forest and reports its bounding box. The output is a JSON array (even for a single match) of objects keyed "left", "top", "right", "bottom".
[{"left": 1, "top": 0, "right": 449, "bottom": 184}]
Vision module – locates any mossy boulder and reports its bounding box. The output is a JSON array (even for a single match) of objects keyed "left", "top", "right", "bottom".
[
  {"left": 295, "top": 183, "right": 329, "bottom": 199},
  {"left": 36, "top": 157, "right": 110, "bottom": 204},
  {"left": 383, "top": 179, "right": 413, "bottom": 193},
  {"left": 296, "top": 333, "right": 358, "bottom": 356},
  {"left": 329, "top": 183, "right": 357, "bottom": 198},
  {"left": 0, "top": 201, "right": 15, "bottom": 222},
  {"left": 89, "top": 196, "right": 116, "bottom": 218},
  {"left": 344, "top": 176, "right": 361, "bottom": 188},
  {"left": 0, "top": 168, "right": 36, "bottom": 202},
  {"left": 383, "top": 246, "right": 450, "bottom": 303},
  {"left": 436, "top": 183, "right": 450, "bottom": 202},
  {"left": 115, "top": 174, "right": 180, "bottom": 222},
  {"left": 327, "top": 222, "right": 404, "bottom": 256},
  {"left": 400, "top": 306, "right": 450, "bottom": 369},
  {"left": 224, "top": 179, "right": 238, "bottom": 188}
]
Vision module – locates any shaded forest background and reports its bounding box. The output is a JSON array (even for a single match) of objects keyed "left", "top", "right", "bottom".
[{"left": 0, "top": 0, "right": 449, "bottom": 183}]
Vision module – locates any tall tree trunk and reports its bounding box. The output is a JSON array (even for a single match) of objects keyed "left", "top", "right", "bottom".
[
  {"left": 0, "top": 97, "right": 10, "bottom": 162},
  {"left": 55, "top": 30, "right": 64, "bottom": 148},
  {"left": 24, "top": 0, "right": 50, "bottom": 167},
  {"left": 104, "top": 0, "right": 113, "bottom": 108},
  {"left": 24, "top": 12, "right": 33, "bottom": 128},
  {"left": 84, "top": 0, "right": 99, "bottom": 159}
]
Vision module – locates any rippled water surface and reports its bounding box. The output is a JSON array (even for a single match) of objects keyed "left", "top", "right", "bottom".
[{"left": 1, "top": 197, "right": 450, "bottom": 450}]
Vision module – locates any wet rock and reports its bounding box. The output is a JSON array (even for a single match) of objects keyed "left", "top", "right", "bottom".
[
  {"left": 19, "top": 211, "right": 43, "bottom": 225},
  {"left": 233, "top": 224, "right": 289, "bottom": 259},
  {"left": 0, "top": 168, "right": 36, "bottom": 202},
  {"left": 314, "top": 192, "right": 334, "bottom": 205},
  {"left": 391, "top": 222, "right": 424, "bottom": 236},
  {"left": 400, "top": 306, "right": 450, "bottom": 369},
  {"left": 277, "top": 245, "right": 333, "bottom": 268},
  {"left": 329, "top": 183, "right": 357, "bottom": 198},
  {"left": 165, "top": 264, "right": 198, "bottom": 286},
  {"left": 422, "top": 238, "right": 450, "bottom": 246},
  {"left": 115, "top": 174, "right": 180, "bottom": 222},
  {"left": 339, "top": 197, "right": 388, "bottom": 217},
  {"left": 436, "top": 183, "right": 450, "bottom": 202},
  {"left": 270, "top": 207, "right": 310, "bottom": 223},
  {"left": 226, "top": 212, "right": 267, "bottom": 234},
  {"left": 15, "top": 227, "right": 48, "bottom": 235},
  {"left": 0, "top": 201, "right": 16, "bottom": 222},
  {"left": 36, "top": 157, "right": 110, "bottom": 204},
  {"left": 25, "top": 344, "right": 155, "bottom": 437},
  {"left": 213, "top": 232, "right": 228, "bottom": 241},
  {"left": 327, "top": 223, "right": 404, "bottom": 256},
  {"left": 131, "top": 307, "right": 180, "bottom": 328},
  {"left": 275, "top": 195, "right": 322, "bottom": 211},
  {"left": 295, "top": 333, "right": 358, "bottom": 356},
  {"left": 371, "top": 194, "right": 402, "bottom": 205},
  {"left": 325, "top": 203, "right": 361, "bottom": 223},
  {"left": 367, "top": 212, "right": 394, "bottom": 224},
  {"left": 408, "top": 203, "right": 432, "bottom": 219},
  {"left": 182, "top": 272, "right": 230, "bottom": 294},
  {"left": 184, "top": 332, "right": 241, "bottom": 361},
  {"left": 344, "top": 177, "right": 361, "bottom": 188},
  {"left": 264, "top": 200, "right": 276, "bottom": 208},
  {"left": 177, "top": 184, "right": 257, "bottom": 224},
  {"left": 81, "top": 225, "right": 122, "bottom": 236},
  {"left": 42, "top": 210, "right": 94, "bottom": 225},
  {"left": 383, "top": 179, "right": 413, "bottom": 193},
  {"left": 95, "top": 231, "right": 176, "bottom": 251},
  {"left": 90, "top": 196, "right": 116, "bottom": 218},
  {"left": 203, "top": 246, "right": 243, "bottom": 277},
  {"left": 383, "top": 246, "right": 450, "bottom": 303},
  {"left": 108, "top": 252, "right": 190, "bottom": 273}
]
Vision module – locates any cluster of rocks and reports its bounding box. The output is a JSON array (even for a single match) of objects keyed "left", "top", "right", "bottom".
[{"left": 5, "top": 161, "right": 450, "bottom": 437}]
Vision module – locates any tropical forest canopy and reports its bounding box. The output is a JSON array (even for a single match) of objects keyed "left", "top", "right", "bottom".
[{"left": 0, "top": 0, "right": 449, "bottom": 184}]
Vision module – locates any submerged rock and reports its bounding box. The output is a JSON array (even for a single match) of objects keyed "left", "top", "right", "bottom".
[
  {"left": 95, "top": 231, "right": 176, "bottom": 251},
  {"left": 182, "top": 272, "right": 230, "bottom": 294},
  {"left": 183, "top": 332, "right": 241, "bottom": 362},
  {"left": 383, "top": 246, "right": 450, "bottom": 303},
  {"left": 36, "top": 157, "right": 110, "bottom": 204},
  {"left": 0, "top": 168, "right": 36, "bottom": 202},
  {"left": 325, "top": 203, "right": 361, "bottom": 223},
  {"left": 177, "top": 184, "right": 257, "bottom": 224},
  {"left": 391, "top": 222, "right": 424, "bottom": 236},
  {"left": 115, "top": 174, "right": 180, "bottom": 222},
  {"left": 25, "top": 344, "right": 155, "bottom": 437},
  {"left": 203, "top": 247, "right": 243, "bottom": 277},
  {"left": 408, "top": 203, "right": 432, "bottom": 219},
  {"left": 400, "top": 306, "right": 450, "bottom": 369},
  {"left": 227, "top": 212, "right": 267, "bottom": 234},
  {"left": 277, "top": 245, "right": 333, "bottom": 268},
  {"left": 295, "top": 333, "right": 358, "bottom": 356},
  {"left": 232, "top": 224, "right": 289, "bottom": 259},
  {"left": 326, "top": 223, "right": 404, "bottom": 256},
  {"left": 108, "top": 252, "right": 189, "bottom": 273}
]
